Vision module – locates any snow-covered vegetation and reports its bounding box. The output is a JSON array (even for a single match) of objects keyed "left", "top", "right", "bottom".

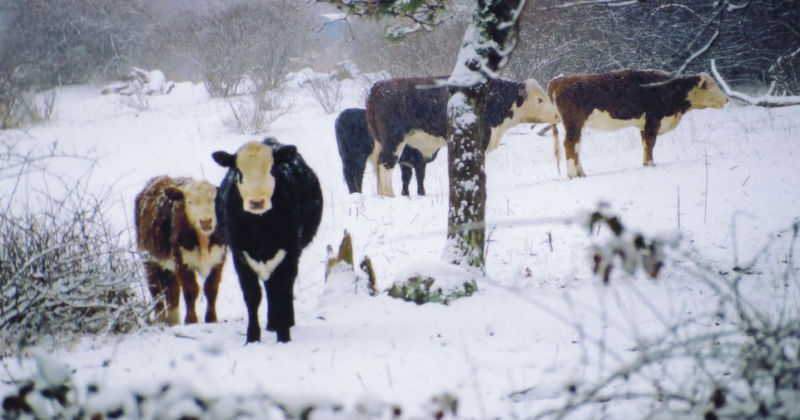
[
  {"left": 1, "top": 65, "right": 798, "bottom": 418},
  {"left": 2, "top": 0, "right": 800, "bottom": 418}
]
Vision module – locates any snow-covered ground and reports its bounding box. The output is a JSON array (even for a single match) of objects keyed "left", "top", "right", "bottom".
[{"left": 2, "top": 71, "right": 799, "bottom": 418}]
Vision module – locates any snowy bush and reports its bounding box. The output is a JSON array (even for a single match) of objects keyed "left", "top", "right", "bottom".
[
  {"left": 100, "top": 68, "right": 175, "bottom": 103},
  {"left": 0, "top": 90, "right": 57, "bottom": 129},
  {"left": 389, "top": 262, "right": 479, "bottom": 305},
  {"left": 167, "top": 2, "right": 309, "bottom": 98},
  {"left": 1, "top": 352, "right": 459, "bottom": 419},
  {"left": 0, "top": 143, "right": 149, "bottom": 357},
  {"left": 0, "top": 195, "right": 149, "bottom": 355},
  {"left": 526, "top": 217, "right": 800, "bottom": 419},
  {"left": 307, "top": 74, "right": 343, "bottom": 114},
  {"left": 223, "top": 87, "right": 292, "bottom": 135}
]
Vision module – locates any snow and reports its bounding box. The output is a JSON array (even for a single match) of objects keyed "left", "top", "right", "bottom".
[{"left": 2, "top": 71, "right": 800, "bottom": 418}]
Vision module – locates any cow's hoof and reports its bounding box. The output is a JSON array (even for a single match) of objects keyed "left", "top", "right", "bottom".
[
  {"left": 247, "top": 328, "right": 261, "bottom": 343},
  {"left": 276, "top": 329, "right": 291, "bottom": 343}
]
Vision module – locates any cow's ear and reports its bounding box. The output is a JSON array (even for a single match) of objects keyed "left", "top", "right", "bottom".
[
  {"left": 274, "top": 145, "right": 297, "bottom": 163},
  {"left": 212, "top": 151, "right": 236, "bottom": 168},
  {"left": 164, "top": 186, "right": 184, "bottom": 201},
  {"left": 700, "top": 79, "right": 708, "bottom": 89}
]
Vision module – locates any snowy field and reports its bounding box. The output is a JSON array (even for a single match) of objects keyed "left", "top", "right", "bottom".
[{"left": 1, "top": 71, "right": 799, "bottom": 418}]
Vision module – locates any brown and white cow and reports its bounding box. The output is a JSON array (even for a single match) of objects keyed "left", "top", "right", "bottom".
[
  {"left": 135, "top": 176, "right": 226, "bottom": 325},
  {"left": 366, "top": 76, "right": 559, "bottom": 196},
  {"left": 547, "top": 69, "right": 728, "bottom": 178}
]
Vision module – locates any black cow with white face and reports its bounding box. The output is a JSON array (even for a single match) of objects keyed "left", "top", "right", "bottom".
[
  {"left": 365, "top": 76, "right": 559, "bottom": 197},
  {"left": 212, "top": 138, "right": 323, "bottom": 343},
  {"left": 335, "top": 107, "right": 438, "bottom": 196}
]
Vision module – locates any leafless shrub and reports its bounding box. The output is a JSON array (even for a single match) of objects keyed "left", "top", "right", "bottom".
[
  {"left": 224, "top": 88, "right": 292, "bottom": 135},
  {"left": 0, "top": 90, "right": 58, "bottom": 128},
  {"left": 167, "top": 1, "right": 309, "bottom": 97},
  {"left": 307, "top": 75, "right": 342, "bottom": 114},
  {"left": 523, "top": 211, "right": 800, "bottom": 419},
  {"left": 0, "top": 143, "right": 149, "bottom": 357},
  {"left": 0, "top": 137, "right": 86, "bottom": 182},
  {"left": 0, "top": 0, "right": 153, "bottom": 89}
]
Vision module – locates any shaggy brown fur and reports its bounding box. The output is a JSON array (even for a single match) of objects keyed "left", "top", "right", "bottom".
[
  {"left": 135, "top": 176, "right": 226, "bottom": 325},
  {"left": 548, "top": 69, "right": 727, "bottom": 178}
]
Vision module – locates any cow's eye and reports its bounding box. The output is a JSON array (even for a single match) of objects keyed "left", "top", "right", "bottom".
[{"left": 538, "top": 98, "right": 543, "bottom": 103}]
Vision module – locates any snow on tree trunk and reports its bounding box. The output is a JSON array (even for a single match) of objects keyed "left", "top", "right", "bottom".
[
  {"left": 443, "top": 0, "right": 526, "bottom": 272},
  {"left": 444, "top": 85, "right": 487, "bottom": 269}
]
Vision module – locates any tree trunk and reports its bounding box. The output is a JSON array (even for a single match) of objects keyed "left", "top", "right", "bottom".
[
  {"left": 444, "top": 82, "right": 489, "bottom": 270},
  {"left": 442, "top": 0, "right": 526, "bottom": 272}
]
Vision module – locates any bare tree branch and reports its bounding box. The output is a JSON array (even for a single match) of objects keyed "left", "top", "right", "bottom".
[{"left": 711, "top": 59, "right": 800, "bottom": 107}]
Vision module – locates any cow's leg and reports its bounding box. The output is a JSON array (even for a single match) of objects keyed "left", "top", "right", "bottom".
[
  {"left": 342, "top": 150, "right": 368, "bottom": 194},
  {"left": 376, "top": 141, "right": 402, "bottom": 197},
  {"left": 264, "top": 254, "right": 299, "bottom": 343},
  {"left": 177, "top": 265, "right": 199, "bottom": 324},
  {"left": 562, "top": 119, "right": 586, "bottom": 178},
  {"left": 400, "top": 164, "right": 412, "bottom": 196},
  {"left": 233, "top": 251, "right": 263, "bottom": 343},
  {"left": 163, "top": 269, "right": 181, "bottom": 326},
  {"left": 641, "top": 119, "right": 660, "bottom": 166},
  {"left": 145, "top": 261, "right": 168, "bottom": 323},
  {"left": 203, "top": 263, "right": 223, "bottom": 323},
  {"left": 353, "top": 151, "right": 368, "bottom": 193},
  {"left": 414, "top": 159, "right": 427, "bottom": 196}
]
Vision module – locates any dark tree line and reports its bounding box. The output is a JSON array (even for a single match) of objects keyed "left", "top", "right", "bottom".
[{"left": 506, "top": 0, "right": 800, "bottom": 93}]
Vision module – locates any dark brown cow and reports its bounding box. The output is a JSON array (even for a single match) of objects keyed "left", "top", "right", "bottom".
[
  {"left": 366, "top": 76, "right": 559, "bottom": 196},
  {"left": 135, "top": 176, "right": 226, "bottom": 325},
  {"left": 547, "top": 69, "right": 728, "bottom": 178}
]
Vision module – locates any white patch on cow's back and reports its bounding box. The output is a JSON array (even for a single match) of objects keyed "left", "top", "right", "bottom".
[
  {"left": 180, "top": 244, "right": 225, "bottom": 278},
  {"left": 244, "top": 249, "right": 286, "bottom": 280},
  {"left": 585, "top": 109, "right": 646, "bottom": 131},
  {"left": 405, "top": 130, "right": 446, "bottom": 159}
]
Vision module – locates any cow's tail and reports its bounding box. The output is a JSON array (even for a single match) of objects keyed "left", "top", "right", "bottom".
[{"left": 552, "top": 123, "right": 561, "bottom": 175}]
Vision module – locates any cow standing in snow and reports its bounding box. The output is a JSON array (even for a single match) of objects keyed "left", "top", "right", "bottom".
[
  {"left": 135, "top": 176, "right": 226, "bottom": 325},
  {"left": 212, "top": 138, "right": 323, "bottom": 343},
  {"left": 547, "top": 69, "right": 728, "bottom": 178},
  {"left": 335, "top": 107, "right": 438, "bottom": 196},
  {"left": 365, "top": 76, "right": 560, "bottom": 197}
]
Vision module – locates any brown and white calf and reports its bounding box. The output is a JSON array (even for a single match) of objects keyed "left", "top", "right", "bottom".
[
  {"left": 547, "top": 69, "right": 728, "bottom": 178},
  {"left": 135, "top": 176, "right": 226, "bottom": 325},
  {"left": 365, "top": 76, "right": 559, "bottom": 196}
]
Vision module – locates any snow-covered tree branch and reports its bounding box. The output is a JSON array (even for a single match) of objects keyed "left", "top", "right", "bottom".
[{"left": 711, "top": 59, "right": 800, "bottom": 107}]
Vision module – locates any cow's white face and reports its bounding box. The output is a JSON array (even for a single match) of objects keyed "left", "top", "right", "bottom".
[
  {"left": 688, "top": 73, "right": 728, "bottom": 109},
  {"left": 521, "top": 79, "right": 560, "bottom": 124},
  {"left": 233, "top": 142, "right": 276, "bottom": 215},
  {"left": 167, "top": 180, "right": 217, "bottom": 235}
]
